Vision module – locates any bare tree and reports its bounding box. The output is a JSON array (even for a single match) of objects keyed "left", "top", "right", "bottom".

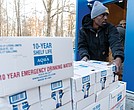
[
  {"left": 6, "top": 0, "right": 9, "bottom": 36},
  {"left": 42, "top": 0, "right": 53, "bottom": 36},
  {"left": 0, "top": 0, "right": 4, "bottom": 36},
  {"left": 14, "top": 0, "right": 21, "bottom": 36},
  {"left": 67, "top": 2, "right": 75, "bottom": 37},
  {"left": 1, "top": 0, "right": 76, "bottom": 37},
  {"left": 0, "top": 0, "right": 2, "bottom": 36},
  {"left": 60, "top": 0, "right": 64, "bottom": 37},
  {"left": 55, "top": 0, "right": 59, "bottom": 36}
]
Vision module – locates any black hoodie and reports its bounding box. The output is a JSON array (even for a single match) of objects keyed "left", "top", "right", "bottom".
[{"left": 78, "top": 14, "right": 124, "bottom": 62}]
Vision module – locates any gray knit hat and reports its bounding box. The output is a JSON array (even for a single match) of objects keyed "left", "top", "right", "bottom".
[{"left": 91, "top": 1, "right": 109, "bottom": 19}]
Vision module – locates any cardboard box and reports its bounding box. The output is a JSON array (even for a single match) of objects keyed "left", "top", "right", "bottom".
[
  {"left": 75, "top": 94, "right": 95, "bottom": 110},
  {"left": 54, "top": 101, "right": 72, "bottom": 110},
  {"left": 71, "top": 74, "right": 95, "bottom": 102},
  {"left": 83, "top": 96, "right": 109, "bottom": 110},
  {"left": 95, "top": 68, "right": 112, "bottom": 92},
  {"left": 72, "top": 61, "right": 96, "bottom": 109},
  {"left": 0, "top": 87, "right": 39, "bottom": 110},
  {"left": 87, "top": 60, "right": 116, "bottom": 75},
  {"left": 0, "top": 37, "right": 73, "bottom": 96},
  {"left": 28, "top": 102, "right": 42, "bottom": 110},
  {"left": 109, "top": 81, "right": 126, "bottom": 110},
  {"left": 40, "top": 79, "right": 71, "bottom": 110},
  {"left": 74, "top": 61, "right": 96, "bottom": 72},
  {"left": 86, "top": 60, "right": 118, "bottom": 91},
  {"left": 73, "top": 61, "right": 96, "bottom": 85},
  {"left": 72, "top": 61, "right": 97, "bottom": 110},
  {"left": 96, "top": 81, "right": 119, "bottom": 102}
]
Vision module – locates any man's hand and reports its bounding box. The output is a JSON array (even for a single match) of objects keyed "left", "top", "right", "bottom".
[
  {"left": 81, "top": 56, "right": 89, "bottom": 62},
  {"left": 113, "top": 57, "right": 122, "bottom": 73}
]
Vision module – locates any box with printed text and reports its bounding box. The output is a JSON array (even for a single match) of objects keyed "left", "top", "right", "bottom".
[
  {"left": 71, "top": 61, "right": 96, "bottom": 110},
  {"left": 83, "top": 96, "right": 109, "bottom": 110},
  {"left": 0, "top": 87, "right": 41, "bottom": 110},
  {"left": 88, "top": 60, "right": 118, "bottom": 83},
  {"left": 87, "top": 60, "right": 118, "bottom": 92},
  {"left": 109, "top": 81, "right": 126, "bottom": 110},
  {"left": 40, "top": 78, "right": 72, "bottom": 110},
  {"left": 0, "top": 37, "right": 73, "bottom": 96}
]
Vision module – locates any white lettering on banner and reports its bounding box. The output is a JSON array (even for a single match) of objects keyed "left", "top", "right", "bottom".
[
  {"left": 36, "top": 57, "right": 50, "bottom": 63},
  {"left": 0, "top": 62, "right": 72, "bottom": 81}
]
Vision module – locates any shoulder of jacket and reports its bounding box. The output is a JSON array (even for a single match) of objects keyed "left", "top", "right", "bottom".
[
  {"left": 106, "top": 23, "right": 118, "bottom": 32},
  {"left": 105, "top": 23, "right": 115, "bottom": 28}
]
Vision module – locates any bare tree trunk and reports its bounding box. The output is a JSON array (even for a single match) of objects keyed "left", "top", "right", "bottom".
[
  {"left": 47, "top": 0, "right": 52, "bottom": 36},
  {"left": 11, "top": 4, "right": 16, "bottom": 36},
  {"left": 35, "top": 4, "right": 37, "bottom": 36},
  {"left": 42, "top": 0, "right": 52, "bottom": 36},
  {"left": 22, "top": 0, "right": 26, "bottom": 36},
  {"left": 55, "top": 0, "right": 59, "bottom": 36},
  {"left": 14, "top": 0, "right": 21, "bottom": 36},
  {"left": 68, "top": 1, "right": 74, "bottom": 37},
  {"left": 17, "top": 0, "right": 21, "bottom": 36},
  {"left": 67, "top": 0, "right": 70, "bottom": 37},
  {"left": 6, "top": 0, "right": 8, "bottom": 36},
  {"left": 60, "top": 0, "right": 63, "bottom": 37},
  {"left": 0, "top": 0, "right": 2, "bottom": 36}
]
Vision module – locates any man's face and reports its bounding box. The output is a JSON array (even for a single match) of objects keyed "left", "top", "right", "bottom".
[
  {"left": 122, "top": 23, "right": 126, "bottom": 28},
  {"left": 94, "top": 13, "right": 108, "bottom": 27}
]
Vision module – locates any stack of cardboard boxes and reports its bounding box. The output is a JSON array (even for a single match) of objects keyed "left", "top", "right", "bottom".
[
  {"left": 72, "top": 61, "right": 126, "bottom": 110},
  {"left": 0, "top": 37, "right": 126, "bottom": 110},
  {"left": 0, "top": 37, "right": 73, "bottom": 110}
]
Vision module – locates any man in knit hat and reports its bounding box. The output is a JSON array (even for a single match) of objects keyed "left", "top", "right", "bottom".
[{"left": 78, "top": 1, "right": 124, "bottom": 75}]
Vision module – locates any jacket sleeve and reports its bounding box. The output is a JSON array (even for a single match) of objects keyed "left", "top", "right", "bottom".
[
  {"left": 108, "top": 24, "right": 124, "bottom": 62},
  {"left": 78, "top": 28, "right": 90, "bottom": 60}
]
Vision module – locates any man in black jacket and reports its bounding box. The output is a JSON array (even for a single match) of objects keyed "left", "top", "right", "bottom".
[
  {"left": 117, "top": 20, "right": 126, "bottom": 47},
  {"left": 78, "top": 1, "right": 124, "bottom": 73}
]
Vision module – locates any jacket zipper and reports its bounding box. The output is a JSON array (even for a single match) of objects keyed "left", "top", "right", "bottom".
[
  {"left": 96, "top": 33, "right": 98, "bottom": 37},
  {"left": 96, "top": 31, "right": 100, "bottom": 59}
]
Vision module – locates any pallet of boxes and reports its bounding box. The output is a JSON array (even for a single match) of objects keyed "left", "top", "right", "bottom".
[
  {"left": 72, "top": 60, "right": 126, "bottom": 110},
  {"left": 0, "top": 37, "right": 74, "bottom": 110}
]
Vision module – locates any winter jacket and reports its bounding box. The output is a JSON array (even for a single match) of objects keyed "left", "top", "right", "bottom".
[
  {"left": 78, "top": 14, "right": 124, "bottom": 62},
  {"left": 117, "top": 24, "right": 125, "bottom": 47}
]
